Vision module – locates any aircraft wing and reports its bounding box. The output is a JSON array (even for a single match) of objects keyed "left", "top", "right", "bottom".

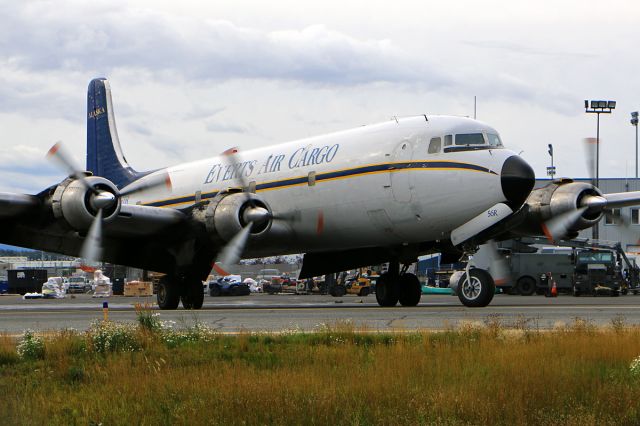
[
  {"left": 0, "top": 192, "right": 40, "bottom": 218},
  {"left": 0, "top": 188, "right": 207, "bottom": 274}
]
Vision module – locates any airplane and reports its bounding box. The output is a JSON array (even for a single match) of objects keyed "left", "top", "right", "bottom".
[{"left": 2, "top": 78, "right": 640, "bottom": 310}]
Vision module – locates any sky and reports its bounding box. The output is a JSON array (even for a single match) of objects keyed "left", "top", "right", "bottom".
[{"left": 1, "top": 0, "right": 639, "bottom": 194}]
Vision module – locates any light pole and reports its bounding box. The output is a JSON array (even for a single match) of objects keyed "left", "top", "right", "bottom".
[
  {"left": 585, "top": 99, "right": 616, "bottom": 240},
  {"left": 546, "top": 143, "right": 556, "bottom": 179},
  {"left": 632, "top": 112, "right": 639, "bottom": 178}
]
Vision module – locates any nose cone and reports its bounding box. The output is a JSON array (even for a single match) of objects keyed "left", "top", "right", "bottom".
[{"left": 501, "top": 155, "right": 535, "bottom": 208}]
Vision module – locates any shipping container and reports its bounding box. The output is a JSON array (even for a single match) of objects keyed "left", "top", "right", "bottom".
[{"left": 8, "top": 269, "right": 47, "bottom": 294}]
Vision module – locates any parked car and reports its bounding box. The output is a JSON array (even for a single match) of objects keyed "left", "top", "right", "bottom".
[
  {"left": 67, "top": 276, "right": 91, "bottom": 293},
  {"left": 209, "top": 276, "right": 250, "bottom": 296}
]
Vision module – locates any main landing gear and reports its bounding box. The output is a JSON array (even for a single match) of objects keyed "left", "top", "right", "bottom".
[
  {"left": 157, "top": 273, "right": 204, "bottom": 310},
  {"left": 375, "top": 262, "right": 422, "bottom": 307}
]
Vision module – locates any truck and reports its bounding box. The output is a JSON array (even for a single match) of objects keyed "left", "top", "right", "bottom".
[
  {"left": 486, "top": 237, "right": 639, "bottom": 296},
  {"left": 572, "top": 249, "right": 623, "bottom": 296}
]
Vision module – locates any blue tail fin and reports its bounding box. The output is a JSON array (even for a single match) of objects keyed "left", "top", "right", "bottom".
[{"left": 86, "top": 78, "right": 145, "bottom": 188}]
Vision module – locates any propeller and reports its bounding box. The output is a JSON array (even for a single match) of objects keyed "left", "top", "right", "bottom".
[
  {"left": 211, "top": 147, "right": 314, "bottom": 274},
  {"left": 46, "top": 141, "right": 173, "bottom": 264},
  {"left": 540, "top": 138, "right": 632, "bottom": 243}
]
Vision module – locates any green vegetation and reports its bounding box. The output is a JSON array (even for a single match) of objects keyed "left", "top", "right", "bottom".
[{"left": 2, "top": 313, "right": 640, "bottom": 425}]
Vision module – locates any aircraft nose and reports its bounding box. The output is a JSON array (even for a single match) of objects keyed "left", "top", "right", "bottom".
[{"left": 500, "top": 155, "right": 535, "bottom": 207}]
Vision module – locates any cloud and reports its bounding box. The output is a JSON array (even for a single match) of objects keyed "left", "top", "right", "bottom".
[{"left": 0, "top": 3, "right": 445, "bottom": 87}]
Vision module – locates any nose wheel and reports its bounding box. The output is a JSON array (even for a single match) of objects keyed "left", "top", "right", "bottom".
[{"left": 455, "top": 268, "right": 495, "bottom": 307}]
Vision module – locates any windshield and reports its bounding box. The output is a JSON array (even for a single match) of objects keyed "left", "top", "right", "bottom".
[
  {"left": 487, "top": 133, "right": 503, "bottom": 147},
  {"left": 455, "top": 133, "right": 485, "bottom": 146},
  {"left": 577, "top": 252, "right": 613, "bottom": 263}
]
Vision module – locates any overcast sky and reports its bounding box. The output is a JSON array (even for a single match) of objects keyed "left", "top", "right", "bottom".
[{"left": 1, "top": 0, "right": 639, "bottom": 193}]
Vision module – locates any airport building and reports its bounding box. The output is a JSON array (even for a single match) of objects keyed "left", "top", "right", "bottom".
[{"left": 536, "top": 178, "right": 640, "bottom": 253}]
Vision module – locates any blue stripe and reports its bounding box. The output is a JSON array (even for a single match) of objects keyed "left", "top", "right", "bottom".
[{"left": 144, "top": 161, "right": 496, "bottom": 207}]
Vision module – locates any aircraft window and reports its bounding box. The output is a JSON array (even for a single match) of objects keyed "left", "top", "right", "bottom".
[
  {"left": 444, "top": 135, "right": 453, "bottom": 146},
  {"left": 428, "top": 137, "right": 441, "bottom": 154},
  {"left": 308, "top": 171, "right": 316, "bottom": 186},
  {"left": 488, "top": 133, "right": 503, "bottom": 147},
  {"left": 455, "top": 133, "right": 485, "bottom": 146}
]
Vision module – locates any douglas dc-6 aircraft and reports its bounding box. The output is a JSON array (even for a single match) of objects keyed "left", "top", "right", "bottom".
[{"left": 2, "top": 78, "right": 640, "bottom": 310}]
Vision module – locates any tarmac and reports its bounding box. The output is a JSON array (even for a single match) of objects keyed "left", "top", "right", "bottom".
[{"left": 2, "top": 292, "right": 640, "bottom": 333}]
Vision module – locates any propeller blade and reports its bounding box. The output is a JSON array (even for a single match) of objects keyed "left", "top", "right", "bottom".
[
  {"left": 485, "top": 240, "right": 512, "bottom": 286},
  {"left": 583, "top": 137, "right": 597, "bottom": 183},
  {"left": 221, "top": 147, "right": 250, "bottom": 192},
  {"left": 80, "top": 209, "right": 103, "bottom": 263},
  {"left": 214, "top": 222, "right": 253, "bottom": 274},
  {"left": 46, "top": 141, "right": 95, "bottom": 193},
  {"left": 118, "top": 171, "right": 172, "bottom": 198},
  {"left": 541, "top": 207, "right": 587, "bottom": 243}
]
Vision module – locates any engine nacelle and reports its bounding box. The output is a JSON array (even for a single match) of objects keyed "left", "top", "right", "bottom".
[
  {"left": 201, "top": 192, "right": 272, "bottom": 242},
  {"left": 516, "top": 179, "right": 603, "bottom": 236},
  {"left": 51, "top": 176, "right": 121, "bottom": 231}
]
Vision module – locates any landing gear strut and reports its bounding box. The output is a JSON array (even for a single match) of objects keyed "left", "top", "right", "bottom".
[{"left": 375, "top": 262, "right": 422, "bottom": 307}]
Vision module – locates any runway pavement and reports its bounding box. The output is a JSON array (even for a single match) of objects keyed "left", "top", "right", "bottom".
[{"left": 1, "top": 292, "right": 640, "bottom": 333}]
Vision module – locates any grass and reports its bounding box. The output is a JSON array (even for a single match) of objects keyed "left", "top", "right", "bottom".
[{"left": 1, "top": 313, "right": 640, "bottom": 425}]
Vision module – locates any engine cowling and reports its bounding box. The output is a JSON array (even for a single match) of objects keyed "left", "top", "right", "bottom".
[
  {"left": 515, "top": 179, "right": 603, "bottom": 237},
  {"left": 201, "top": 192, "right": 272, "bottom": 242},
  {"left": 51, "top": 176, "right": 121, "bottom": 231}
]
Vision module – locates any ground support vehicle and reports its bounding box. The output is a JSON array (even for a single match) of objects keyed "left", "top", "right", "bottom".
[
  {"left": 256, "top": 269, "right": 283, "bottom": 294},
  {"left": 490, "top": 237, "right": 639, "bottom": 296},
  {"left": 208, "top": 276, "right": 250, "bottom": 296},
  {"left": 572, "top": 249, "right": 622, "bottom": 296},
  {"left": 330, "top": 269, "right": 374, "bottom": 297}
]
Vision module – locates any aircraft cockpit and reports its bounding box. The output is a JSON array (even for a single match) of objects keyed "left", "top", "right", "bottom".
[{"left": 427, "top": 131, "right": 503, "bottom": 154}]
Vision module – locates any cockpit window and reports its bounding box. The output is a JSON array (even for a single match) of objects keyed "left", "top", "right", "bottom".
[
  {"left": 428, "top": 137, "right": 441, "bottom": 154},
  {"left": 455, "top": 133, "right": 485, "bottom": 146},
  {"left": 444, "top": 135, "right": 453, "bottom": 146},
  {"left": 487, "top": 133, "right": 503, "bottom": 147}
]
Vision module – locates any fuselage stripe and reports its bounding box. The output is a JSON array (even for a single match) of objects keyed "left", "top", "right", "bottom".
[{"left": 142, "top": 161, "right": 497, "bottom": 207}]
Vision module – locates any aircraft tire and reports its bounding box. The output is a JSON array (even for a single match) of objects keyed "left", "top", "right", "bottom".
[
  {"left": 375, "top": 273, "right": 399, "bottom": 307},
  {"left": 456, "top": 269, "right": 495, "bottom": 308},
  {"left": 157, "top": 276, "right": 180, "bottom": 310},
  {"left": 398, "top": 273, "right": 421, "bottom": 307},
  {"left": 181, "top": 277, "right": 204, "bottom": 309}
]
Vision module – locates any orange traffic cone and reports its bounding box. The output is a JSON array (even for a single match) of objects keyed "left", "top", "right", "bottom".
[{"left": 550, "top": 280, "right": 558, "bottom": 297}]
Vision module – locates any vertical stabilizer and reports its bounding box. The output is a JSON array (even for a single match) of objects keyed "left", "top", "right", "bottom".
[{"left": 86, "top": 78, "right": 144, "bottom": 188}]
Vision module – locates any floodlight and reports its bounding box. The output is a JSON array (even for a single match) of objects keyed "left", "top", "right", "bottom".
[
  {"left": 584, "top": 100, "right": 589, "bottom": 109},
  {"left": 598, "top": 100, "right": 607, "bottom": 108},
  {"left": 608, "top": 101, "right": 616, "bottom": 109},
  {"left": 591, "top": 100, "right": 598, "bottom": 109},
  {"left": 632, "top": 111, "right": 639, "bottom": 118}
]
